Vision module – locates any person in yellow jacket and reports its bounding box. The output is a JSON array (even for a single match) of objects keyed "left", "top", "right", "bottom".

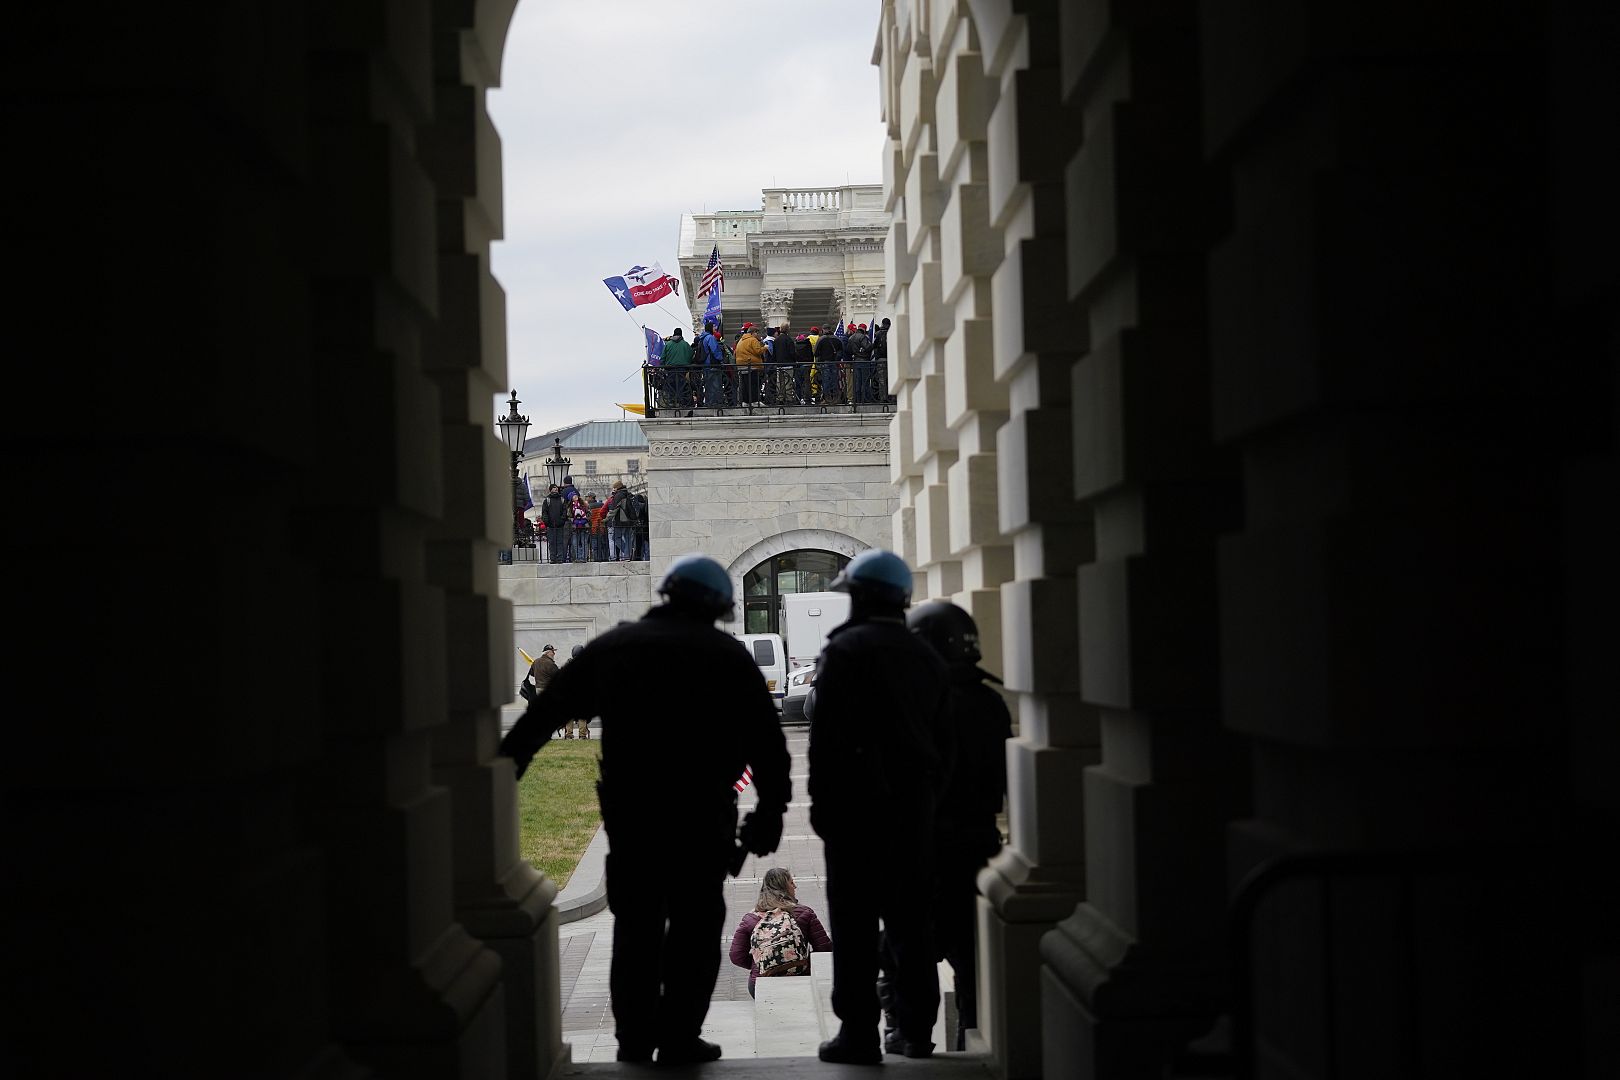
[
  {"left": 806, "top": 326, "right": 823, "bottom": 402},
  {"left": 734, "top": 322, "right": 766, "bottom": 406}
]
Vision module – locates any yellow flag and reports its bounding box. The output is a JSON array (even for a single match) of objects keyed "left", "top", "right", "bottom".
[
  {"left": 518, "top": 647, "right": 534, "bottom": 664},
  {"left": 617, "top": 402, "right": 646, "bottom": 416}
]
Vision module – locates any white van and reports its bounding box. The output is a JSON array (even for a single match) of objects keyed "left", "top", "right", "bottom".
[{"left": 734, "top": 632, "right": 787, "bottom": 710}]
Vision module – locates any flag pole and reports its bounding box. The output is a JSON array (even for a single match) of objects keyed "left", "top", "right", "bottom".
[{"left": 654, "top": 296, "right": 692, "bottom": 331}]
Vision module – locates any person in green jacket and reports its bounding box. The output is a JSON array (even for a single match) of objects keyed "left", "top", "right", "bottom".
[{"left": 659, "top": 327, "right": 694, "bottom": 413}]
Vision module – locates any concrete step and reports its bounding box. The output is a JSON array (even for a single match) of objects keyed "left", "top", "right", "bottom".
[{"left": 751, "top": 955, "right": 960, "bottom": 1059}]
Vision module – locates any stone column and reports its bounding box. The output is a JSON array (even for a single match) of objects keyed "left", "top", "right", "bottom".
[
  {"left": 1031, "top": 3, "right": 1248, "bottom": 1077},
  {"left": 877, "top": 2, "right": 1087, "bottom": 1076},
  {"left": 966, "top": 2, "right": 1093, "bottom": 1075},
  {"left": 759, "top": 287, "right": 795, "bottom": 329},
  {"left": 302, "top": 9, "right": 507, "bottom": 1074},
  {"left": 848, "top": 283, "right": 883, "bottom": 330},
  {"left": 420, "top": 4, "right": 565, "bottom": 1078},
  {"left": 1200, "top": 7, "right": 1593, "bottom": 1076}
]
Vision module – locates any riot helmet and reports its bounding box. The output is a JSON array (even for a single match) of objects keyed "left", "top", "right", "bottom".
[
  {"left": 829, "top": 549, "right": 913, "bottom": 609},
  {"left": 657, "top": 554, "right": 735, "bottom": 620},
  {"left": 907, "top": 600, "right": 982, "bottom": 667}
]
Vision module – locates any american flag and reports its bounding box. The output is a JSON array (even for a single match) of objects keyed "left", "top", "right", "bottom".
[
  {"left": 734, "top": 765, "right": 753, "bottom": 792},
  {"left": 698, "top": 244, "right": 723, "bottom": 298}
]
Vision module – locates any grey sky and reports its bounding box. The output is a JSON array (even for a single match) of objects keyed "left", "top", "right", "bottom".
[{"left": 488, "top": 0, "right": 887, "bottom": 441}]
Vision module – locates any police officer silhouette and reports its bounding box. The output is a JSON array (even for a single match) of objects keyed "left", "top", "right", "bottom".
[{"left": 499, "top": 554, "right": 790, "bottom": 1064}]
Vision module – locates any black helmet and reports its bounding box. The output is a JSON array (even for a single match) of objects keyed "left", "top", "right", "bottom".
[
  {"left": 657, "top": 554, "right": 735, "bottom": 620},
  {"left": 906, "top": 600, "right": 981, "bottom": 666},
  {"left": 829, "top": 549, "right": 912, "bottom": 608},
  {"left": 570, "top": 644, "right": 585, "bottom": 659}
]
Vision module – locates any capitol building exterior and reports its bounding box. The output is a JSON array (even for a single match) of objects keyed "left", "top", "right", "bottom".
[
  {"left": 499, "top": 186, "right": 901, "bottom": 658},
  {"left": 676, "top": 185, "right": 889, "bottom": 335}
]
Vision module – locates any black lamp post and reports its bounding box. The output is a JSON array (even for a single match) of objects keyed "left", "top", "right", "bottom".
[
  {"left": 496, "top": 389, "right": 532, "bottom": 548},
  {"left": 543, "top": 436, "right": 571, "bottom": 491}
]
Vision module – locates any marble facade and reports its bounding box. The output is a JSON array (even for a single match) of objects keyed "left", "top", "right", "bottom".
[
  {"left": 499, "top": 412, "right": 896, "bottom": 642},
  {"left": 677, "top": 187, "right": 889, "bottom": 333}
]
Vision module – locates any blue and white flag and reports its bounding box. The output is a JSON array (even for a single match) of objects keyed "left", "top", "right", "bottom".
[
  {"left": 643, "top": 326, "right": 664, "bottom": 366},
  {"left": 834, "top": 318, "right": 847, "bottom": 340}
]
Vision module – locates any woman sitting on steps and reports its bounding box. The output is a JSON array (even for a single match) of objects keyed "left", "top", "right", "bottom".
[{"left": 728, "top": 867, "right": 832, "bottom": 999}]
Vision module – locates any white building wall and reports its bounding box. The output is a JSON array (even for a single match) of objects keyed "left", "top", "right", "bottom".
[
  {"left": 645, "top": 414, "right": 896, "bottom": 627},
  {"left": 498, "top": 413, "right": 895, "bottom": 660}
]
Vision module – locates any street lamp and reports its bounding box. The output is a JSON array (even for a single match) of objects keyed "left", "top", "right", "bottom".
[
  {"left": 496, "top": 389, "right": 532, "bottom": 548},
  {"left": 543, "top": 436, "right": 571, "bottom": 491}
]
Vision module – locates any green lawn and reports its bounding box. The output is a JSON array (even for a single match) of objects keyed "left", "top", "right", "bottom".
[{"left": 516, "top": 739, "right": 603, "bottom": 889}]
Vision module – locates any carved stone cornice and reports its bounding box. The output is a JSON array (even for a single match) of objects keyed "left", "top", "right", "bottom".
[
  {"left": 649, "top": 435, "right": 889, "bottom": 458},
  {"left": 848, "top": 284, "right": 881, "bottom": 309},
  {"left": 759, "top": 288, "right": 794, "bottom": 322},
  {"left": 757, "top": 240, "right": 886, "bottom": 257}
]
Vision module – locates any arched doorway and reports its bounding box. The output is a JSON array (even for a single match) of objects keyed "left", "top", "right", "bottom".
[{"left": 740, "top": 549, "right": 851, "bottom": 634}]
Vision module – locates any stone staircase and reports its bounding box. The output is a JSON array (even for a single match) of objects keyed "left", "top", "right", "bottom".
[
  {"left": 780, "top": 286, "right": 838, "bottom": 333},
  {"left": 709, "top": 286, "right": 843, "bottom": 336},
  {"left": 751, "top": 955, "right": 957, "bottom": 1058}
]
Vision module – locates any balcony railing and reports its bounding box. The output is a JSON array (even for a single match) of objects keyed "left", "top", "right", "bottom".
[
  {"left": 505, "top": 522, "right": 648, "bottom": 565},
  {"left": 639, "top": 361, "right": 895, "bottom": 418},
  {"left": 761, "top": 185, "right": 884, "bottom": 213}
]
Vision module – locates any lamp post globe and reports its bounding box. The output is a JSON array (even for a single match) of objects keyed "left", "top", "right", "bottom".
[
  {"left": 544, "top": 436, "right": 571, "bottom": 492},
  {"left": 496, "top": 390, "right": 532, "bottom": 548}
]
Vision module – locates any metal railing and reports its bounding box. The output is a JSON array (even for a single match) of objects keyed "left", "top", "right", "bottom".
[
  {"left": 505, "top": 522, "right": 648, "bottom": 565},
  {"left": 640, "top": 361, "right": 895, "bottom": 418}
]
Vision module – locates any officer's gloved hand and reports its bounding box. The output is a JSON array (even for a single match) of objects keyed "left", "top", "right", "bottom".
[{"left": 737, "top": 809, "right": 785, "bottom": 857}]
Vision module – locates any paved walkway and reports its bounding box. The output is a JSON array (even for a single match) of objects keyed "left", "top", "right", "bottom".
[{"left": 540, "top": 724, "right": 959, "bottom": 1064}]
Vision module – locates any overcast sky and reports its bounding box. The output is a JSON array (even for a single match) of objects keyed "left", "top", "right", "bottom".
[{"left": 487, "top": 0, "right": 888, "bottom": 441}]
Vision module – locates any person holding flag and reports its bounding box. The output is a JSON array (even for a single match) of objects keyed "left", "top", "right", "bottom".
[
  {"left": 697, "top": 319, "right": 728, "bottom": 408},
  {"left": 833, "top": 318, "right": 851, "bottom": 405}
]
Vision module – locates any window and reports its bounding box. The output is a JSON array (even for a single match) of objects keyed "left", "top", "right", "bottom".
[
  {"left": 627, "top": 458, "right": 640, "bottom": 474},
  {"left": 740, "top": 549, "right": 851, "bottom": 636},
  {"left": 751, "top": 639, "right": 776, "bottom": 666},
  {"left": 584, "top": 460, "right": 597, "bottom": 476}
]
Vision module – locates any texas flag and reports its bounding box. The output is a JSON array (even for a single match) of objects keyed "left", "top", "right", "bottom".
[{"left": 603, "top": 262, "right": 680, "bottom": 311}]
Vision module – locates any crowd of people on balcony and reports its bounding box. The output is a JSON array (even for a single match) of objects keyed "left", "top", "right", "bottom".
[
  {"left": 647, "top": 318, "right": 891, "bottom": 413},
  {"left": 516, "top": 475, "right": 649, "bottom": 563}
]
